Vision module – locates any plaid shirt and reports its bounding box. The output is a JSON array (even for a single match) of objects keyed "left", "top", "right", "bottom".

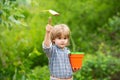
[{"left": 42, "top": 43, "right": 73, "bottom": 79}]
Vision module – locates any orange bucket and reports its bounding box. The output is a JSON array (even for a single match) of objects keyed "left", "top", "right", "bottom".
[{"left": 69, "top": 52, "right": 84, "bottom": 69}]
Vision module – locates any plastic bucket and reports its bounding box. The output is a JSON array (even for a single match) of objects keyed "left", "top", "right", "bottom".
[{"left": 69, "top": 52, "right": 84, "bottom": 69}]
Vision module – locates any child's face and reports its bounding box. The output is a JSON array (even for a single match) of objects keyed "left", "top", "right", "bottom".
[{"left": 53, "top": 35, "right": 68, "bottom": 49}]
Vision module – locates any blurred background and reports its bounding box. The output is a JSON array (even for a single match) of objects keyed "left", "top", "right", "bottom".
[{"left": 0, "top": 0, "right": 120, "bottom": 80}]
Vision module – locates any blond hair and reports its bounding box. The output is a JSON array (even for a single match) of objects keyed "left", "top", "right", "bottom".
[{"left": 50, "top": 24, "right": 70, "bottom": 44}]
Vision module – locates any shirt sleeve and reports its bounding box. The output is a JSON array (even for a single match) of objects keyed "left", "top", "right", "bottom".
[
  {"left": 68, "top": 50, "right": 70, "bottom": 54},
  {"left": 42, "top": 42, "right": 53, "bottom": 58},
  {"left": 66, "top": 48, "right": 71, "bottom": 54}
]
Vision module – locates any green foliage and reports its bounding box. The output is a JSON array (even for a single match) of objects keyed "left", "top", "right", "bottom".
[
  {"left": 0, "top": 0, "right": 26, "bottom": 29},
  {"left": 0, "top": 0, "right": 120, "bottom": 80},
  {"left": 74, "top": 52, "right": 120, "bottom": 80},
  {"left": 11, "top": 66, "right": 50, "bottom": 80},
  {"left": 26, "top": 66, "right": 50, "bottom": 80}
]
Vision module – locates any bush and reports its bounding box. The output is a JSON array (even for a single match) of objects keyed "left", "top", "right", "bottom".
[
  {"left": 74, "top": 52, "right": 120, "bottom": 80},
  {"left": 0, "top": 0, "right": 120, "bottom": 79}
]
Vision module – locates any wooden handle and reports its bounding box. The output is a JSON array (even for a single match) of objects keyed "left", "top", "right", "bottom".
[{"left": 48, "top": 17, "right": 52, "bottom": 25}]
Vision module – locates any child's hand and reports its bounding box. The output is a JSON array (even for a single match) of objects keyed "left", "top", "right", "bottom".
[
  {"left": 46, "top": 24, "right": 53, "bottom": 33},
  {"left": 72, "top": 67, "right": 81, "bottom": 72}
]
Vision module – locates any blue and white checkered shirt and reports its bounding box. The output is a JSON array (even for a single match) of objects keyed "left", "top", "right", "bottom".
[{"left": 42, "top": 43, "right": 73, "bottom": 79}]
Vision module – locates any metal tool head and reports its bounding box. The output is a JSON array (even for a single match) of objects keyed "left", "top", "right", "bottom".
[{"left": 48, "top": 9, "right": 60, "bottom": 16}]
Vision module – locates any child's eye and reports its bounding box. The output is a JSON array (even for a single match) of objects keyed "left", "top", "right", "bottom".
[
  {"left": 58, "top": 37, "right": 61, "bottom": 39},
  {"left": 64, "top": 38, "right": 67, "bottom": 39}
]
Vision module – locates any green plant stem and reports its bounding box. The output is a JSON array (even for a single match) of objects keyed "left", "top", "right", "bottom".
[{"left": 70, "top": 35, "right": 76, "bottom": 52}]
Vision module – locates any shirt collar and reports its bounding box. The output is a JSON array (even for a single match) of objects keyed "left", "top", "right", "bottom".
[{"left": 55, "top": 44, "right": 66, "bottom": 50}]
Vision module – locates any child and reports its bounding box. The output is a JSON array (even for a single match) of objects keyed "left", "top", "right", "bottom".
[{"left": 42, "top": 24, "right": 78, "bottom": 80}]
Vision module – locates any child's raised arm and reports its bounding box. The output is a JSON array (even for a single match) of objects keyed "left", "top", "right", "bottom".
[{"left": 43, "top": 24, "right": 53, "bottom": 48}]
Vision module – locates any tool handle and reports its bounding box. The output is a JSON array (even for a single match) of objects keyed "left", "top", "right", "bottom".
[{"left": 48, "top": 17, "right": 52, "bottom": 25}]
